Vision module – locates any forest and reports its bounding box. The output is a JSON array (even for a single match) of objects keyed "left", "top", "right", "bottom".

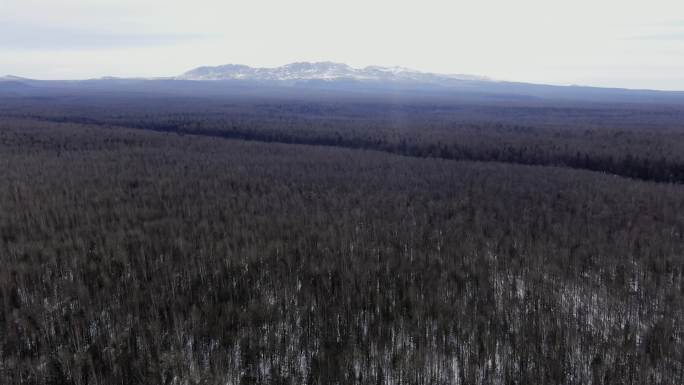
[
  {"left": 1, "top": 92, "right": 684, "bottom": 183},
  {"left": 1, "top": 91, "right": 684, "bottom": 385}
]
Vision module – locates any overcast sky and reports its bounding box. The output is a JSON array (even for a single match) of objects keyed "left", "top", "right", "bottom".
[{"left": 2, "top": 0, "right": 684, "bottom": 90}]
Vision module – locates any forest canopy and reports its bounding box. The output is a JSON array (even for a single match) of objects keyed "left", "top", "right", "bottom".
[{"left": 1, "top": 91, "right": 683, "bottom": 385}]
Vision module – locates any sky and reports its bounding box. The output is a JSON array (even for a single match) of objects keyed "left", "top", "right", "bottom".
[{"left": 1, "top": 0, "right": 684, "bottom": 90}]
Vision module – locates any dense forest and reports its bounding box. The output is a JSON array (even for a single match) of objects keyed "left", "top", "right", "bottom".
[
  {"left": 1, "top": 93, "right": 684, "bottom": 183},
  {"left": 1, "top": 91, "right": 684, "bottom": 384}
]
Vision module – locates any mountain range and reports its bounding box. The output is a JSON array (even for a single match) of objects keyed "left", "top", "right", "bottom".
[
  {"left": 2, "top": 62, "right": 684, "bottom": 104},
  {"left": 177, "top": 62, "right": 489, "bottom": 83}
]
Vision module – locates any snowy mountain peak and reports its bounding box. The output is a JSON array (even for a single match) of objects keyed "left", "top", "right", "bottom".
[
  {"left": 178, "top": 62, "right": 488, "bottom": 83},
  {"left": 0, "top": 75, "right": 30, "bottom": 81}
]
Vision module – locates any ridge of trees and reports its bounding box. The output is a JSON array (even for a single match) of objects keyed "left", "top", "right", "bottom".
[{"left": 2, "top": 94, "right": 684, "bottom": 184}]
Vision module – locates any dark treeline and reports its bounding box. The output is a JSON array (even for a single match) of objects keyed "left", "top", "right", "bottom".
[
  {"left": 2, "top": 94, "right": 684, "bottom": 183},
  {"left": 1, "top": 119, "right": 683, "bottom": 384}
]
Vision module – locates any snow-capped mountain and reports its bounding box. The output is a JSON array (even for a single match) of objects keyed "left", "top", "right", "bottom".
[
  {"left": 177, "top": 62, "right": 488, "bottom": 83},
  {"left": 0, "top": 75, "right": 30, "bottom": 81}
]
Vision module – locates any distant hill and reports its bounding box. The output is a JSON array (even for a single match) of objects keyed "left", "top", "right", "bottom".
[
  {"left": 177, "top": 61, "right": 488, "bottom": 83},
  {"left": 2, "top": 62, "right": 684, "bottom": 104}
]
